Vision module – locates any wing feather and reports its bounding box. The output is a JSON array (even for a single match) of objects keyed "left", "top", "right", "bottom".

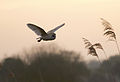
[
  {"left": 47, "top": 23, "right": 65, "bottom": 34},
  {"left": 27, "top": 23, "right": 47, "bottom": 36}
]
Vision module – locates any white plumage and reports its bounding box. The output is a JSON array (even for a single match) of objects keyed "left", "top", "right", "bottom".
[{"left": 27, "top": 23, "right": 65, "bottom": 42}]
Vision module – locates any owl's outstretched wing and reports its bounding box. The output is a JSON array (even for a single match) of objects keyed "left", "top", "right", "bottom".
[
  {"left": 47, "top": 23, "right": 65, "bottom": 34},
  {"left": 27, "top": 23, "right": 47, "bottom": 36}
]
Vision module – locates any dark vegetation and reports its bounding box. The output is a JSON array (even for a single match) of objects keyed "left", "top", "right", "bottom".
[
  {"left": 0, "top": 45, "right": 120, "bottom": 82},
  {"left": 0, "top": 46, "right": 89, "bottom": 82}
]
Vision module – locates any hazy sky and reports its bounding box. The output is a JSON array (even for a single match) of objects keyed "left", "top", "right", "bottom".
[{"left": 1, "top": 0, "right": 120, "bottom": 61}]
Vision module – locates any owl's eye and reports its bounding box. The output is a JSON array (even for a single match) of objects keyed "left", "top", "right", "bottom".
[
  {"left": 52, "top": 34, "right": 55, "bottom": 37},
  {"left": 52, "top": 34, "right": 56, "bottom": 38}
]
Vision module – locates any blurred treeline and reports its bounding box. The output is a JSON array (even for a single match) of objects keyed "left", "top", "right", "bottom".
[{"left": 0, "top": 45, "right": 120, "bottom": 82}]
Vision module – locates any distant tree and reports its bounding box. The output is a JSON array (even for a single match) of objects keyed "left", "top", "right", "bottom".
[{"left": 0, "top": 46, "right": 90, "bottom": 82}]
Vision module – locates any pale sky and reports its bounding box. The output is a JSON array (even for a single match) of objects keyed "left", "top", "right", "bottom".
[{"left": 1, "top": 0, "right": 120, "bottom": 61}]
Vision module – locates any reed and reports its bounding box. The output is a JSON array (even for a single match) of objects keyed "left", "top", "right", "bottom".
[
  {"left": 82, "top": 38, "right": 116, "bottom": 82},
  {"left": 101, "top": 18, "right": 120, "bottom": 55}
]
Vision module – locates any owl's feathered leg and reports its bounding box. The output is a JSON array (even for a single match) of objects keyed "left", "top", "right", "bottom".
[{"left": 36, "top": 37, "right": 42, "bottom": 42}]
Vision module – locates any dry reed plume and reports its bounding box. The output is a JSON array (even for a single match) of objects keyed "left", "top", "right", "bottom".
[
  {"left": 92, "top": 43, "right": 108, "bottom": 59},
  {"left": 82, "top": 38, "right": 101, "bottom": 63},
  {"left": 82, "top": 38, "right": 116, "bottom": 82},
  {"left": 101, "top": 18, "right": 120, "bottom": 55}
]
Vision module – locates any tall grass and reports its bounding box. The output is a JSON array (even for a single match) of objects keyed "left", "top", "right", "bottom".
[
  {"left": 82, "top": 38, "right": 101, "bottom": 64},
  {"left": 101, "top": 18, "right": 120, "bottom": 55},
  {"left": 82, "top": 38, "right": 116, "bottom": 82},
  {"left": 92, "top": 43, "right": 108, "bottom": 59}
]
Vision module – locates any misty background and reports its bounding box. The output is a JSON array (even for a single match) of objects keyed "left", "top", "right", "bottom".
[
  {"left": 1, "top": 0, "right": 120, "bottom": 61},
  {"left": 0, "top": 44, "right": 120, "bottom": 82}
]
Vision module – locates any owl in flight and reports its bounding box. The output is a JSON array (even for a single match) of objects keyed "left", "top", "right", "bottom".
[{"left": 27, "top": 23, "right": 65, "bottom": 42}]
